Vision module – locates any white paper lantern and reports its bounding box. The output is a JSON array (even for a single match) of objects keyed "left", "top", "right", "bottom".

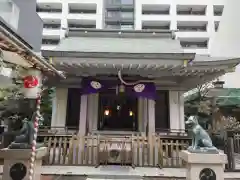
[{"left": 22, "top": 68, "right": 42, "bottom": 99}]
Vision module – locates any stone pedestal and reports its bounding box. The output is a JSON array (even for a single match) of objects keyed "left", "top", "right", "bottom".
[
  {"left": 180, "top": 150, "right": 227, "bottom": 180},
  {"left": 0, "top": 147, "right": 47, "bottom": 180}
]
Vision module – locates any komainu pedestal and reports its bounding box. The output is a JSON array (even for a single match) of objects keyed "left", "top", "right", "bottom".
[
  {"left": 180, "top": 150, "right": 227, "bottom": 180},
  {"left": 0, "top": 147, "right": 47, "bottom": 180}
]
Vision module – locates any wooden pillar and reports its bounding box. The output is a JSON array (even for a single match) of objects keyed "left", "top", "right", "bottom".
[
  {"left": 79, "top": 95, "right": 88, "bottom": 135},
  {"left": 86, "top": 93, "right": 99, "bottom": 134},
  {"left": 138, "top": 97, "right": 144, "bottom": 132},
  {"left": 178, "top": 91, "right": 185, "bottom": 133},
  {"left": 143, "top": 98, "right": 148, "bottom": 134},
  {"left": 169, "top": 91, "right": 180, "bottom": 132},
  {"left": 92, "top": 93, "right": 99, "bottom": 131},
  {"left": 51, "top": 91, "right": 57, "bottom": 128},
  {"left": 148, "top": 99, "right": 155, "bottom": 135},
  {"left": 51, "top": 88, "right": 68, "bottom": 130},
  {"left": 87, "top": 94, "right": 94, "bottom": 134}
]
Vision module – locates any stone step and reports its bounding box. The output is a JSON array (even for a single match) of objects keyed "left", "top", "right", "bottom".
[{"left": 87, "top": 178, "right": 141, "bottom": 180}]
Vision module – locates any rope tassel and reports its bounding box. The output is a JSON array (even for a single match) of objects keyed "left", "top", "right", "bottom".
[{"left": 29, "top": 95, "right": 41, "bottom": 180}]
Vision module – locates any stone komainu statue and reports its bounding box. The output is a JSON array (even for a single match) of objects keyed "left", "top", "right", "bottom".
[
  {"left": 186, "top": 116, "right": 219, "bottom": 153},
  {"left": 8, "top": 112, "right": 40, "bottom": 149}
]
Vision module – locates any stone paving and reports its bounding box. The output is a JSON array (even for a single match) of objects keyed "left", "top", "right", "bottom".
[
  {"left": 41, "top": 165, "right": 240, "bottom": 179},
  {"left": 1, "top": 165, "right": 240, "bottom": 180},
  {"left": 41, "top": 175, "right": 86, "bottom": 180},
  {"left": 40, "top": 175, "right": 240, "bottom": 180}
]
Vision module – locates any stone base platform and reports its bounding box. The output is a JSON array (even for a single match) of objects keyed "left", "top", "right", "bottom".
[
  {"left": 41, "top": 165, "right": 240, "bottom": 179},
  {"left": 0, "top": 147, "right": 47, "bottom": 180},
  {"left": 0, "top": 165, "right": 240, "bottom": 180},
  {"left": 180, "top": 150, "right": 227, "bottom": 180}
]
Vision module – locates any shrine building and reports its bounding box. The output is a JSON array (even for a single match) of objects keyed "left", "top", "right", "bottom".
[{"left": 42, "top": 29, "right": 240, "bottom": 136}]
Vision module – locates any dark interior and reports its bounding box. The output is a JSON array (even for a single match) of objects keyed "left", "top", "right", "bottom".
[
  {"left": 98, "top": 89, "right": 138, "bottom": 131},
  {"left": 65, "top": 88, "right": 81, "bottom": 128},
  {"left": 65, "top": 88, "right": 170, "bottom": 132},
  {"left": 155, "top": 90, "right": 170, "bottom": 131}
]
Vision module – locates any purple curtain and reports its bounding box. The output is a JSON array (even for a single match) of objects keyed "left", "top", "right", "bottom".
[{"left": 81, "top": 79, "right": 156, "bottom": 100}]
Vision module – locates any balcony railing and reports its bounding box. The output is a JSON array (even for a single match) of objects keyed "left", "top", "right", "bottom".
[
  {"left": 142, "top": 10, "right": 170, "bottom": 15},
  {"left": 105, "top": 24, "right": 134, "bottom": 30},
  {"left": 214, "top": 11, "right": 223, "bottom": 16},
  {"left": 69, "top": 9, "right": 96, "bottom": 14},
  {"left": 43, "top": 24, "right": 61, "bottom": 29},
  {"left": 181, "top": 42, "right": 208, "bottom": 48},
  {"left": 177, "top": 27, "right": 207, "bottom": 32},
  {"left": 142, "top": 26, "right": 170, "bottom": 30},
  {"left": 68, "top": 24, "right": 96, "bottom": 28},
  {"left": 106, "top": 11, "right": 134, "bottom": 19},
  {"left": 36, "top": 8, "right": 62, "bottom": 13},
  {"left": 42, "top": 39, "right": 60, "bottom": 45},
  {"left": 177, "top": 11, "right": 205, "bottom": 15}
]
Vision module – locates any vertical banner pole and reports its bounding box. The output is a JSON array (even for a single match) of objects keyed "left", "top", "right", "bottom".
[
  {"left": 22, "top": 67, "right": 43, "bottom": 180},
  {"left": 28, "top": 94, "right": 41, "bottom": 180}
]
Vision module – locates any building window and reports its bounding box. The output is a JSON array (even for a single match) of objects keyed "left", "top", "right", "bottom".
[
  {"left": 177, "top": 5, "right": 206, "bottom": 15},
  {"left": 105, "top": 10, "right": 134, "bottom": 30},
  {"left": 120, "top": 24, "right": 134, "bottom": 30},
  {"left": 36, "top": 7, "right": 62, "bottom": 13},
  {"left": 106, "top": 0, "right": 134, "bottom": 5},
  {"left": 105, "top": 24, "right": 134, "bottom": 30},
  {"left": 106, "top": 11, "right": 133, "bottom": 18},
  {"left": 142, "top": 25, "right": 170, "bottom": 30},
  {"left": 68, "top": 3, "right": 97, "bottom": 14},
  {"left": 43, "top": 24, "right": 61, "bottom": 29},
  {"left": 177, "top": 21, "right": 207, "bottom": 32},
  {"left": 67, "top": 19, "right": 96, "bottom": 29},
  {"left": 142, "top": 4, "right": 170, "bottom": 15},
  {"left": 215, "top": 21, "right": 220, "bottom": 32},
  {"left": 180, "top": 39, "right": 208, "bottom": 48},
  {"left": 120, "top": 0, "right": 134, "bottom": 5},
  {"left": 142, "top": 21, "right": 170, "bottom": 30},
  {"left": 142, "top": 10, "right": 169, "bottom": 15},
  {"left": 68, "top": 23, "right": 96, "bottom": 29},
  {"left": 69, "top": 9, "right": 96, "bottom": 14},
  {"left": 42, "top": 39, "right": 60, "bottom": 45},
  {"left": 213, "top": 5, "right": 224, "bottom": 16},
  {"left": 105, "top": 0, "right": 134, "bottom": 29}
]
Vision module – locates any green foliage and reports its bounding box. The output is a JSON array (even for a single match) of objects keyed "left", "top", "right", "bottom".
[
  {"left": 184, "top": 82, "right": 214, "bottom": 128},
  {"left": 0, "top": 85, "right": 54, "bottom": 128},
  {"left": 0, "top": 85, "right": 26, "bottom": 130},
  {"left": 222, "top": 116, "right": 240, "bottom": 131},
  {"left": 40, "top": 87, "right": 55, "bottom": 126}
]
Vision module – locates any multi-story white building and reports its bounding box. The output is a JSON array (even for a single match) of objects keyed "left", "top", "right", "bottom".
[
  {"left": 36, "top": 0, "right": 225, "bottom": 55},
  {"left": 36, "top": 0, "right": 240, "bottom": 134}
]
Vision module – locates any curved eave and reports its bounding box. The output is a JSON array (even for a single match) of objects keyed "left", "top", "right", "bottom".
[
  {"left": 0, "top": 20, "right": 65, "bottom": 78},
  {"left": 50, "top": 56, "right": 238, "bottom": 78},
  {"left": 192, "top": 58, "right": 240, "bottom": 67},
  {"left": 42, "top": 50, "right": 195, "bottom": 60}
]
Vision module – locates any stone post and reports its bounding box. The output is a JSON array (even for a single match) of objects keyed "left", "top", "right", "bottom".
[
  {"left": 0, "top": 147, "right": 47, "bottom": 180},
  {"left": 180, "top": 150, "right": 227, "bottom": 180}
]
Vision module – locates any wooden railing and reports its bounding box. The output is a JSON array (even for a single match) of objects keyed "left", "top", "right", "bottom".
[
  {"left": 42, "top": 134, "right": 190, "bottom": 168},
  {"left": 39, "top": 126, "right": 78, "bottom": 136},
  {"left": 38, "top": 127, "right": 187, "bottom": 137}
]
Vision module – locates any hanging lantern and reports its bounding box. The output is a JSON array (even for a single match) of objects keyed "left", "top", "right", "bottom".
[
  {"left": 119, "top": 84, "right": 125, "bottom": 93},
  {"left": 104, "top": 109, "right": 110, "bottom": 116},
  {"left": 22, "top": 68, "right": 42, "bottom": 99}
]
